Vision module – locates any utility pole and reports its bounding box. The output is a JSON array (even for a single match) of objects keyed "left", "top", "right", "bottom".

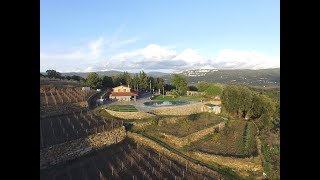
[{"left": 163, "top": 86, "right": 164, "bottom": 98}]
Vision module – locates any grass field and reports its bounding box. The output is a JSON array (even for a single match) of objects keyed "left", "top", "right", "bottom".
[
  {"left": 152, "top": 95, "right": 206, "bottom": 101},
  {"left": 187, "top": 120, "right": 258, "bottom": 158},
  {"left": 106, "top": 105, "right": 138, "bottom": 112},
  {"left": 152, "top": 113, "right": 223, "bottom": 137}
]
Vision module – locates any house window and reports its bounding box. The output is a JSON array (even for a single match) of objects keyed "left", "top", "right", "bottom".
[
  {"left": 123, "top": 89, "right": 126, "bottom": 92},
  {"left": 118, "top": 89, "right": 120, "bottom": 92}
]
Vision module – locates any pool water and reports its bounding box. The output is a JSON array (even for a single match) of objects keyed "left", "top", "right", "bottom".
[
  {"left": 205, "top": 103, "right": 217, "bottom": 108},
  {"left": 143, "top": 100, "right": 190, "bottom": 107}
]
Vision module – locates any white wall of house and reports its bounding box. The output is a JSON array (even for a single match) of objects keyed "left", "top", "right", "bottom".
[{"left": 109, "top": 95, "right": 131, "bottom": 101}]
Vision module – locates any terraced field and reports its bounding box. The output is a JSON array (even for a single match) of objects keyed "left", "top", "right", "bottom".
[
  {"left": 187, "top": 120, "right": 258, "bottom": 158},
  {"left": 154, "top": 113, "right": 223, "bottom": 137},
  {"left": 40, "top": 138, "right": 216, "bottom": 180}
]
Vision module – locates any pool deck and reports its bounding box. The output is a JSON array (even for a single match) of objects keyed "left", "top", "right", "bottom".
[{"left": 101, "top": 92, "right": 199, "bottom": 113}]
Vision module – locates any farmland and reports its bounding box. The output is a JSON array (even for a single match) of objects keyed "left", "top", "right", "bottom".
[
  {"left": 40, "top": 80, "right": 275, "bottom": 179},
  {"left": 40, "top": 138, "right": 216, "bottom": 180},
  {"left": 153, "top": 113, "right": 223, "bottom": 137},
  {"left": 40, "top": 87, "right": 123, "bottom": 150},
  {"left": 187, "top": 120, "right": 258, "bottom": 158}
]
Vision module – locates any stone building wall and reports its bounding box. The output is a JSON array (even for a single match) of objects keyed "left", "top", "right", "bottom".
[{"left": 40, "top": 126, "right": 126, "bottom": 170}]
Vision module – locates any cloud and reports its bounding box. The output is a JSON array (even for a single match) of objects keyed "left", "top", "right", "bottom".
[
  {"left": 89, "top": 37, "right": 104, "bottom": 57},
  {"left": 41, "top": 40, "right": 279, "bottom": 72},
  {"left": 212, "top": 49, "right": 280, "bottom": 69},
  {"left": 40, "top": 36, "right": 139, "bottom": 72}
]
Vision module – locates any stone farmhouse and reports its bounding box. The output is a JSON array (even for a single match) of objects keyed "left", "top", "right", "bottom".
[{"left": 109, "top": 85, "right": 138, "bottom": 101}]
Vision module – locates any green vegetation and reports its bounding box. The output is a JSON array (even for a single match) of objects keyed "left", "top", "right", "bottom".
[
  {"left": 222, "top": 85, "right": 277, "bottom": 129},
  {"left": 197, "top": 81, "right": 209, "bottom": 92},
  {"left": 43, "top": 69, "right": 166, "bottom": 92},
  {"left": 153, "top": 113, "right": 223, "bottom": 137},
  {"left": 46, "top": 69, "right": 62, "bottom": 78},
  {"left": 243, "top": 122, "right": 257, "bottom": 156},
  {"left": 188, "top": 120, "right": 258, "bottom": 157},
  {"left": 172, "top": 74, "right": 188, "bottom": 95},
  {"left": 138, "top": 132, "right": 242, "bottom": 180},
  {"left": 86, "top": 72, "right": 102, "bottom": 89},
  {"left": 106, "top": 105, "right": 138, "bottom": 112},
  {"left": 196, "top": 81, "right": 223, "bottom": 97},
  {"left": 259, "top": 129, "right": 280, "bottom": 179},
  {"left": 162, "top": 68, "right": 280, "bottom": 87},
  {"left": 152, "top": 95, "right": 206, "bottom": 101},
  {"left": 205, "top": 82, "right": 223, "bottom": 97}
]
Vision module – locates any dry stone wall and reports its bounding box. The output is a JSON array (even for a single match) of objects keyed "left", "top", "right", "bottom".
[
  {"left": 128, "top": 132, "right": 220, "bottom": 178},
  {"left": 152, "top": 103, "right": 204, "bottom": 116},
  {"left": 40, "top": 126, "right": 126, "bottom": 170},
  {"left": 105, "top": 109, "right": 155, "bottom": 119},
  {"left": 160, "top": 122, "right": 226, "bottom": 147}
]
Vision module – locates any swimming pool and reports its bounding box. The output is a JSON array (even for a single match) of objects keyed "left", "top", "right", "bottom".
[
  {"left": 205, "top": 103, "right": 217, "bottom": 108},
  {"left": 143, "top": 100, "right": 190, "bottom": 107}
]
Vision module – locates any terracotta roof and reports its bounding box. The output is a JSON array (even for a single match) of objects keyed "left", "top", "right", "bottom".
[{"left": 111, "top": 92, "right": 138, "bottom": 96}]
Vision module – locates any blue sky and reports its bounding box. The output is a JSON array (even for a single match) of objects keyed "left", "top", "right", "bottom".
[{"left": 40, "top": 0, "right": 280, "bottom": 72}]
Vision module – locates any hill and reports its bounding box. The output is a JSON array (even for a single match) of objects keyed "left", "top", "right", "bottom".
[
  {"left": 56, "top": 68, "right": 279, "bottom": 88},
  {"left": 162, "top": 68, "right": 280, "bottom": 87}
]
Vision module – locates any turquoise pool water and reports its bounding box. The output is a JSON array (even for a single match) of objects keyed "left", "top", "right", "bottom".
[{"left": 143, "top": 100, "right": 190, "bottom": 107}]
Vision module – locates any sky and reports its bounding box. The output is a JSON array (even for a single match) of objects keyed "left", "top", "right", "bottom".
[{"left": 40, "top": 0, "right": 280, "bottom": 73}]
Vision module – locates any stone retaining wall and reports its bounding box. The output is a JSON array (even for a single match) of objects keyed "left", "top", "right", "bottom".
[
  {"left": 190, "top": 151, "right": 263, "bottom": 178},
  {"left": 105, "top": 109, "right": 155, "bottom": 119},
  {"left": 152, "top": 103, "right": 204, "bottom": 116},
  {"left": 160, "top": 122, "right": 226, "bottom": 147},
  {"left": 40, "top": 126, "right": 126, "bottom": 170},
  {"left": 128, "top": 132, "right": 220, "bottom": 178}
]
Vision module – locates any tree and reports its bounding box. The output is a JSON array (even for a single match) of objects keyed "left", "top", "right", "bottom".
[
  {"left": 155, "top": 77, "right": 165, "bottom": 91},
  {"left": 80, "top": 78, "right": 87, "bottom": 86},
  {"left": 101, "top": 76, "right": 114, "bottom": 88},
  {"left": 164, "top": 84, "right": 176, "bottom": 91},
  {"left": 86, "top": 73, "right": 102, "bottom": 89},
  {"left": 71, "top": 75, "right": 82, "bottom": 81},
  {"left": 251, "top": 93, "right": 275, "bottom": 119},
  {"left": 205, "top": 83, "right": 222, "bottom": 97},
  {"left": 172, "top": 74, "right": 188, "bottom": 96},
  {"left": 139, "top": 71, "right": 148, "bottom": 91},
  {"left": 222, "top": 85, "right": 253, "bottom": 118},
  {"left": 132, "top": 74, "right": 140, "bottom": 91},
  {"left": 197, "top": 81, "right": 209, "bottom": 92},
  {"left": 188, "top": 85, "right": 198, "bottom": 91},
  {"left": 46, "top": 70, "right": 61, "bottom": 79},
  {"left": 40, "top": 73, "right": 44, "bottom": 77},
  {"left": 123, "top": 71, "right": 131, "bottom": 86},
  {"left": 170, "top": 89, "right": 179, "bottom": 98},
  {"left": 172, "top": 74, "right": 180, "bottom": 91}
]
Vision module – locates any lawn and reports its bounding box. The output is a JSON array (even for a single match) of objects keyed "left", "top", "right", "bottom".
[
  {"left": 187, "top": 120, "right": 258, "bottom": 158},
  {"left": 154, "top": 113, "right": 223, "bottom": 137},
  {"left": 152, "top": 95, "right": 207, "bottom": 102},
  {"left": 106, "top": 105, "right": 138, "bottom": 112}
]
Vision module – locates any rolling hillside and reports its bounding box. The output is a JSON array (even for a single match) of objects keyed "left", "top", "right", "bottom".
[{"left": 57, "top": 68, "right": 279, "bottom": 88}]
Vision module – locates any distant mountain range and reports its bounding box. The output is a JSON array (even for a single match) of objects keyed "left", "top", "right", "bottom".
[
  {"left": 41, "top": 68, "right": 280, "bottom": 87},
  {"left": 42, "top": 70, "right": 169, "bottom": 78},
  {"left": 165, "top": 68, "right": 280, "bottom": 87}
]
